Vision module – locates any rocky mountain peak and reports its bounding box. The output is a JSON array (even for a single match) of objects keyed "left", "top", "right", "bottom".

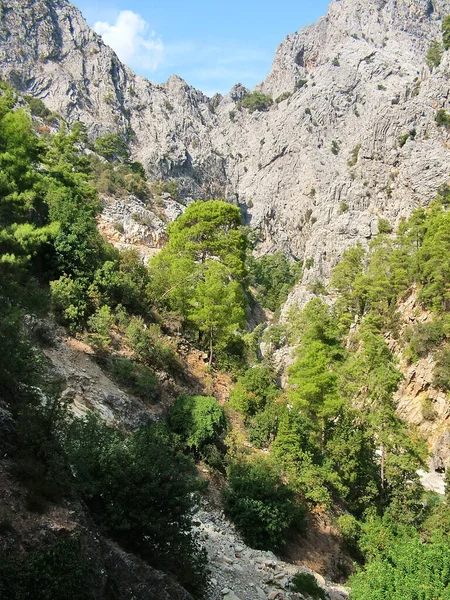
[{"left": 2, "top": 0, "right": 450, "bottom": 290}]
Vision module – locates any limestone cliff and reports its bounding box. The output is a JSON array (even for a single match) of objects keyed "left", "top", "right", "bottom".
[{"left": 2, "top": 0, "right": 450, "bottom": 282}]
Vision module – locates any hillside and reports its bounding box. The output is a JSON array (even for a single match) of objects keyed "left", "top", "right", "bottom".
[{"left": 2, "top": 1, "right": 450, "bottom": 600}]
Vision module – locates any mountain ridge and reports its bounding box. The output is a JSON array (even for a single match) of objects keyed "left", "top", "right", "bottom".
[{"left": 2, "top": 0, "right": 450, "bottom": 284}]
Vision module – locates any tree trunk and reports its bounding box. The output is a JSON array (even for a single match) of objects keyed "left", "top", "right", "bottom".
[{"left": 208, "top": 326, "right": 213, "bottom": 366}]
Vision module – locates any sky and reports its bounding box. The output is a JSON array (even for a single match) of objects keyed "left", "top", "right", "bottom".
[{"left": 73, "top": 0, "right": 331, "bottom": 97}]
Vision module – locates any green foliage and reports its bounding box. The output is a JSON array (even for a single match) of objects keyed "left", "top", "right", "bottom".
[
  {"left": 93, "top": 133, "right": 129, "bottom": 161},
  {"left": 275, "top": 91, "right": 292, "bottom": 103},
  {"left": 126, "top": 316, "right": 179, "bottom": 373},
  {"left": 331, "top": 139, "right": 340, "bottom": 155},
  {"left": 105, "top": 356, "right": 159, "bottom": 402},
  {"left": 229, "top": 366, "right": 280, "bottom": 416},
  {"left": 403, "top": 319, "right": 444, "bottom": 362},
  {"left": 88, "top": 155, "right": 149, "bottom": 200},
  {"left": 65, "top": 416, "right": 207, "bottom": 596},
  {"left": 442, "top": 15, "right": 450, "bottom": 50},
  {"left": 349, "top": 534, "right": 450, "bottom": 600},
  {"left": 223, "top": 457, "right": 305, "bottom": 551},
  {"left": 248, "top": 251, "right": 302, "bottom": 311},
  {"left": 436, "top": 108, "right": 450, "bottom": 129},
  {"left": 0, "top": 537, "right": 95, "bottom": 600},
  {"left": 426, "top": 40, "right": 444, "bottom": 69},
  {"left": 237, "top": 91, "right": 273, "bottom": 113},
  {"left": 432, "top": 345, "right": 450, "bottom": 390},
  {"left": 24, "top": 95, "right": 52, "bottom": 119},
  {"left": 149, "top": 200, "right": 248, "bottom": 364},
  {"left": 294, "top": 79, "right": 308, "bottom": 90},
  {"left": 347, "top": 143, "right": 361, "bottom": 167},
  {"left": 377, "top": 218, "right": 393, "bottom": 234},
  {"left": 248, "top": 401, "right": 283, "bottom": 448},
  {"left": 168, "top": 394, "right": 226, "bottom": 451},
  {"left": 291, "top": 572, "right": 327, "bottom": 600}
]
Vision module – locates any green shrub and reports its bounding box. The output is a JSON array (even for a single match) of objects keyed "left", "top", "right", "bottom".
[
  {"left": 168, "top": 394, "right": 226, "bottom": 451},
  {"left": 65, "top": 416, "right": 207, "bottom": 596},
  {"left": 237, "top": 91, "right": 273, "bottom": 113},
  {"left": 432, "top": 346, "right": 450, "bottom": 390},
  {"left": 223, "top": 457, "right": 305, "bottom": 551},
  {"left": 248, "top": 251, "right": 302, "bottom": 311},
  {"left": 94, "top": 133, "right": 129, "bottom": 161},
  {"left": 436, "top": 109, "right": 450, "bottom": 129},
  {"left": 50, "top": 276, "right": 88, "bottom": 332},
  {"left": 294, "top": 79, "right": 307, "bottom": 90},
  {"left": 291, "top": 572, "right": 327, "bottom": 600},
  {"left": 331, "top": 140, "right": 340, "bottom": 155},
  {"left": 426, "top": 40, "right": 444, "bottom": 69},
  {"left": 442, "top": 15, "right": 450, "bottom": 50},
  {"left": 275, "top": 91, "right": 292, "bottom": 103},
  {"left": 403, "top": 320, "right": 444, "bottom": 362},
  {"left": 24, "top": 96, "right": 51, "bottom": 119},
  {"left": 248, "top": 401, "right": 282, "bottom": 448},
  {"left": 126, "top": 317, "right": 179, "bottom": 373},
  {"left": 421, "top": 396, "right": 437, "bottom": 421},
  {"left": 378, "top": 218, "right": 393, "bottom": 234},
  {"left": 0, "top": 537, "right": 95, "bottom": 600},
  {"left": 106, "top": 356, "right": 159, "bottom": 402},
  {"left": 229, "top": 366, "right": 280, "bottom": 416},
  {"left": 347, "top": 144, "right": 361, "bottom": 167}
]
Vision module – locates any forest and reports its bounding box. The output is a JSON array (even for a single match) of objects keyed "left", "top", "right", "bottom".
[{"left": 1, "top": 80, "right": 450, "bottom": 600}]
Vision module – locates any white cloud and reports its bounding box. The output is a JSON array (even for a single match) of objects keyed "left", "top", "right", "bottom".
[{"left": 94, "top": 10, "right": 164, "bottom": 72}]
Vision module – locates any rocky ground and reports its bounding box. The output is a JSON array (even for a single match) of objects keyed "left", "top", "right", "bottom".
[{"left": 194, "top": 500, "right": 349, "bottom": 600}]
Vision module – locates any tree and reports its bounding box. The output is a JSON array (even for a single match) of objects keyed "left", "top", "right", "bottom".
[
  {"left": 188, "top": 260, "right": 246, "bottom": 364},
  {"left": 149, "top": 200, "right": 248, "bottom": 363},
  {"left": 168, "top": 394, "right": 226, "bottom": 451},
  {"left": 65, "top": 416, "right": 207, "bottom": 596},
  {"left": 349, "top": 534, "right": 450, "bottom": 600},
  {"left": 223, "top": 456, "right": 305, "bottom": 551},
  {"left": 229, "top": 366, "right": 280, "bottom": 416}
]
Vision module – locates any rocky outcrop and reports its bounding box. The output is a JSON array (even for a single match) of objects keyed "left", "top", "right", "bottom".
[{"left": 2, "top": 0, "right": 450, "bottom": 285}]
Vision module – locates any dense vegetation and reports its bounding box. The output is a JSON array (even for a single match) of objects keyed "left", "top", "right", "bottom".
[
  {"left": 0, "top": 85, "right": 210, "bottom": 597},
  {"left": 3, "top": 74, "right": 450, "bottom": 600}
]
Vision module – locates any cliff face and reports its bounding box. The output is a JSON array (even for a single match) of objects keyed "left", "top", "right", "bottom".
[{"left": 2, "top": 0, "right": 450, "bottom": 281}]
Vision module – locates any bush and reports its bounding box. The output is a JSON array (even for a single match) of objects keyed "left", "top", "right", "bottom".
[
  {"left": 126, "top": 317, "right": 179, "bottom": 373},
  {"left": 106, "top": 356, "right": 159, "bottom": 402},
  {"left": 237, "top": 91, "right": 273, "bottom": 113},
  {"left": 432, "top": 346, "right": 450, "bottom": 390},
  {"left": 426, "top": 40, "right": 444, "bottom": 69},
  {"left": 248, "top": 401, "right": 282, "bottom": 448},
  {"left": 378, "top": 218, "right": 393, "bottom": 234},
  {"left": 223, "top": 457, "right": 305, "bottom": 551},
  {"left": 0, "top": 537, "right": 95, "bottom": 600},
  {"left": 436, "top": 109, "right": 450, "bottom": 129},
  {"left": 65, "top": 416, "right": 208, "bottom": 596},
  {"left": 291, "top": 572, "right": 327, "bottom": 600},
  {"left": 403, "top": 320, "right": 444, "bottom": 362},
  {"left": 229, "top": 366, "right": 280, "bottom": 417},
  {"left": 24, "top": 96, "right": 51, "bottom": 119},
  {"left": 168, "top": 394, "right": 226, "bottom": 452},
  {"left": 442, "top": 15, "right": 450, "bottom": 50},
  {"left": 50, "top": 276, "right": 88, "bottom": 332},
  {"left": 94, "top": 133, "right": 129, "bottom": 161}
]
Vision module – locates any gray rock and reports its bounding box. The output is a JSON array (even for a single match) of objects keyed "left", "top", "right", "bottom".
[{"left": 3, "top": 0, "right": 450, "bottom": 297}]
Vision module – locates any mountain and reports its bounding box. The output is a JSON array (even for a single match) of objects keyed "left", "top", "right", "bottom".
[{"left": 1, "top": 0, "right": 450, "bottom": 280}]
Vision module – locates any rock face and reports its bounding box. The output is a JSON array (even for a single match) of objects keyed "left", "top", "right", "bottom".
[{"left": 2, "top": 0, "right": 450, "bottom": 283}]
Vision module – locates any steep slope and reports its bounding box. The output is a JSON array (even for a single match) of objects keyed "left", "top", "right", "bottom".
[{"left": 2, "top": 0, "right": 450, "bottom": 279}]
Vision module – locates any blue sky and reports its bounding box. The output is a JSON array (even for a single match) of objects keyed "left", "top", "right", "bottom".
[{"left": 73, "top": 0, "right": 331, "bottom": 96}]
